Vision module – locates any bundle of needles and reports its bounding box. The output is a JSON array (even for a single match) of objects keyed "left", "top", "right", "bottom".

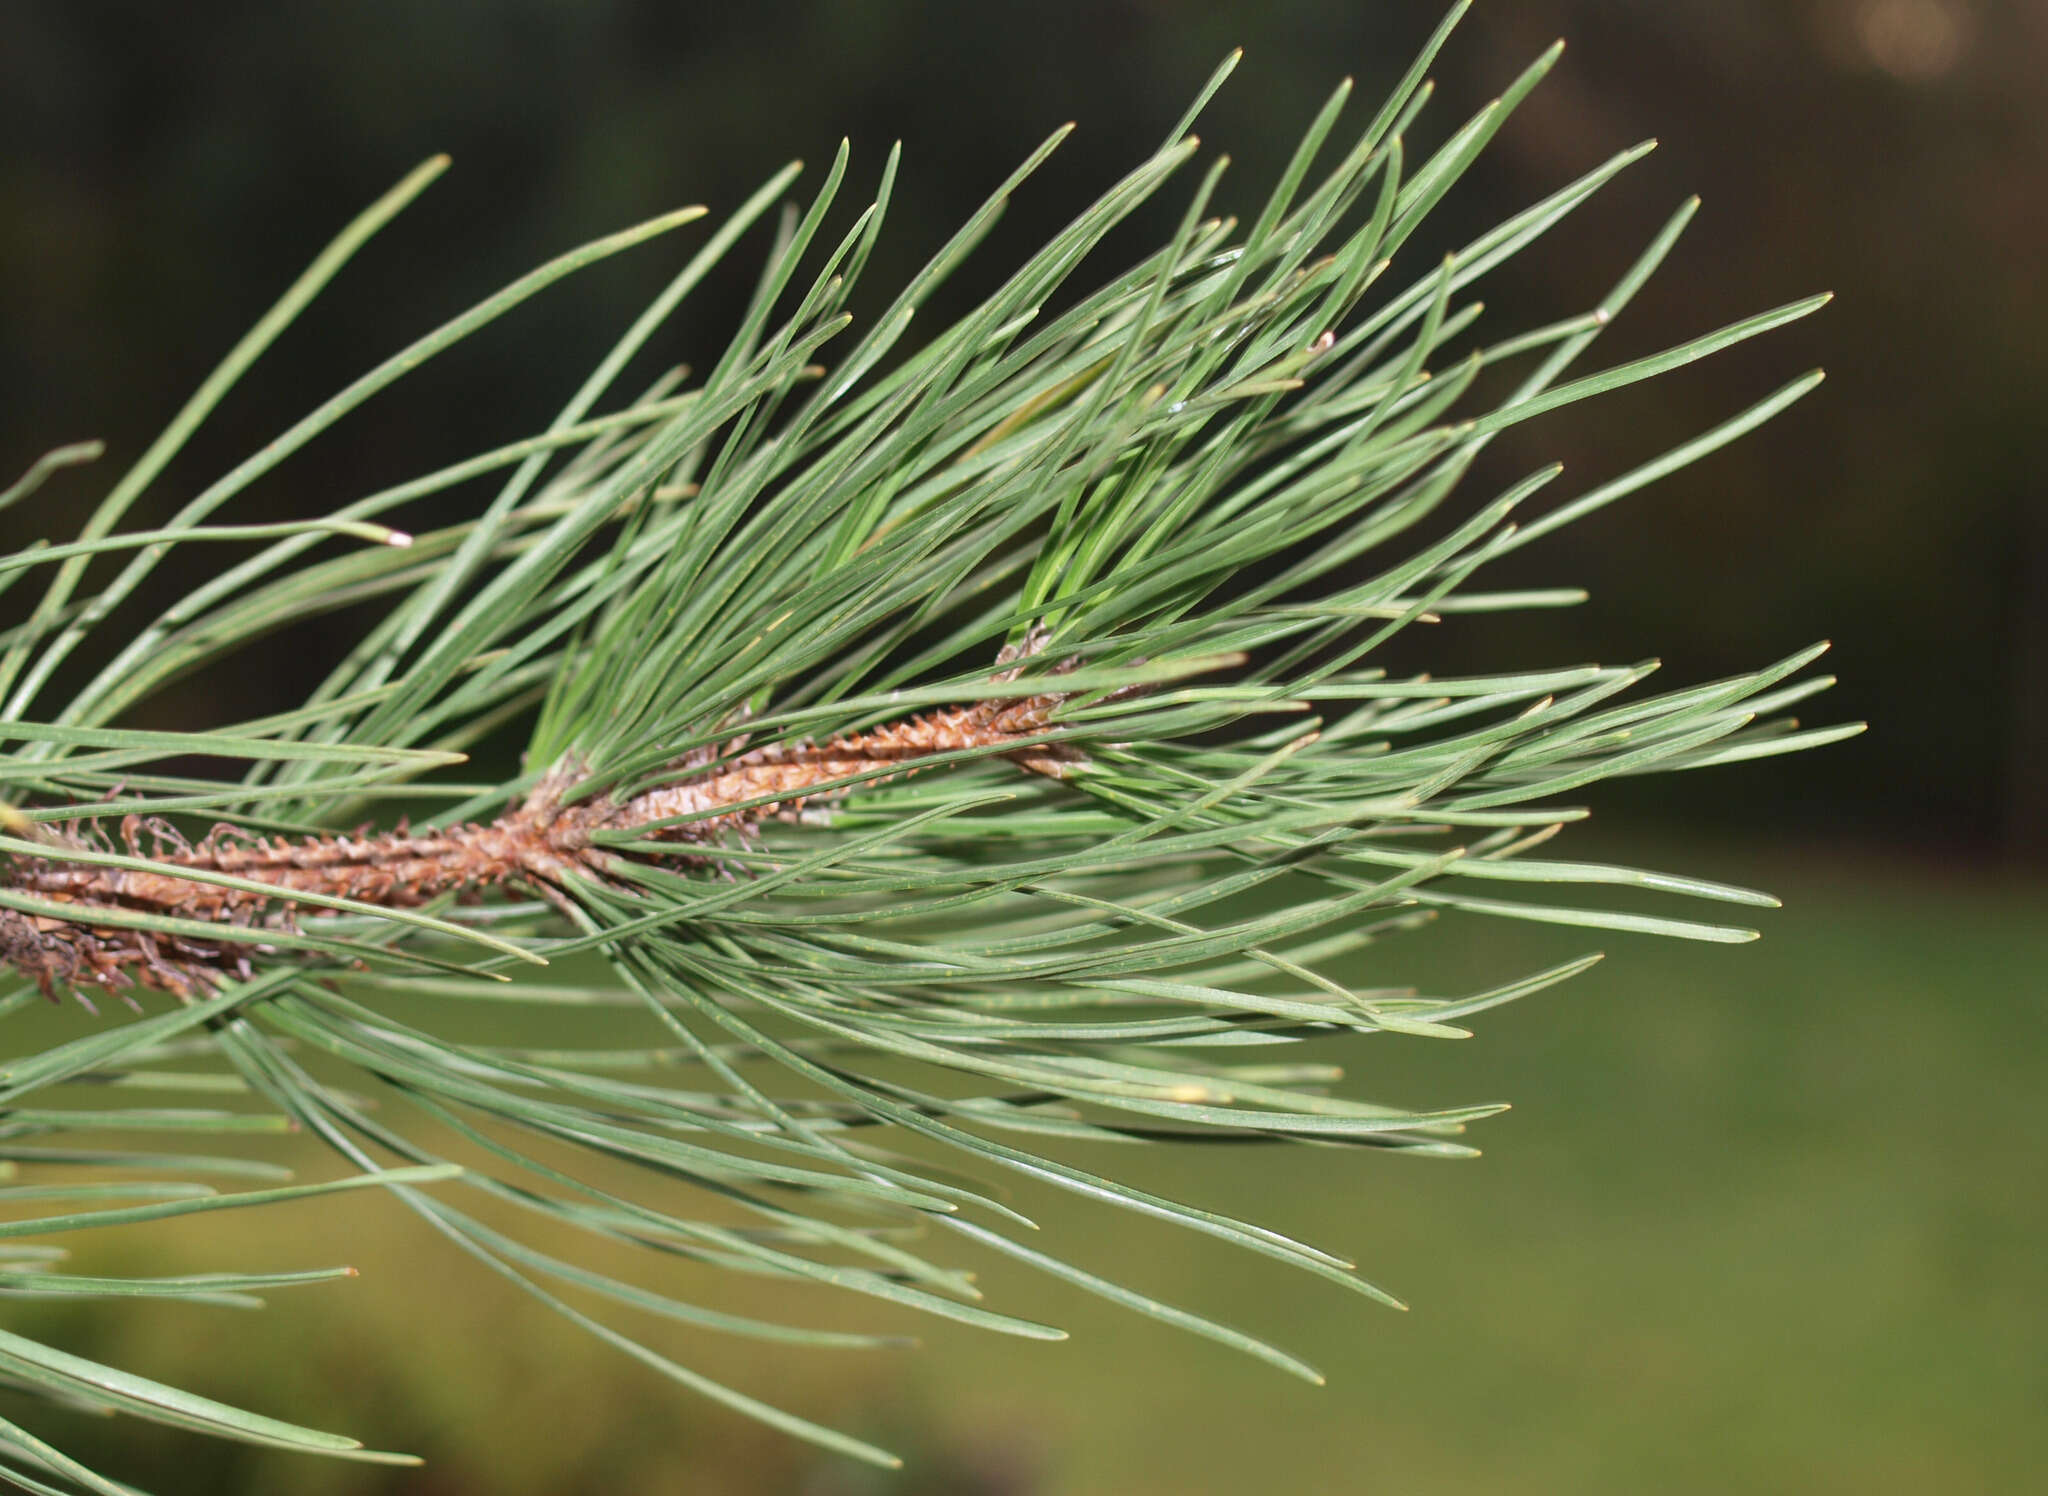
[{"left": 0, "top": 8, "right": 1858, "bottom": 1483}]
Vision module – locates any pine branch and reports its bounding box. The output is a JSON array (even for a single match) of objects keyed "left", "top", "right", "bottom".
[{"left": 0, "top": 8, "right": 1859, "bottom": 1486}]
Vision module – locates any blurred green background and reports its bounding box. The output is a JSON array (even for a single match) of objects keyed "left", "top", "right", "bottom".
[{"left": 2, "top": 1, "right": 2042, "bottom": 1492}]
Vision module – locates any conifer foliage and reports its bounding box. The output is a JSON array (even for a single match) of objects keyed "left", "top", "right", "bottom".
[{"left": 0, "top": 6, "right": 1854, "bottom": 1484}]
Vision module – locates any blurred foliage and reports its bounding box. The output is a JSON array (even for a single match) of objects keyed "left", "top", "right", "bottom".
[
  {"left": 1, "top": 0, "right": 2041, "bottom": 859},
  {"left": 6, "top": 839, "right": 2042, "bottom": 1493}
]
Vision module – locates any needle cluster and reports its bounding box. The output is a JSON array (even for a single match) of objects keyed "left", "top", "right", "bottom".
[{"left": 0, "top": 6, "right": 1856, "bottom": 1485}]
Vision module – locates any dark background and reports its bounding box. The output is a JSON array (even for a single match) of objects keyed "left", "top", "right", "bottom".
[
  {"left": 3, "top": 0, "right": 2042, "bottom": 863},
  {"left": 1, "top": 5, "right": 2042, "bottom": 1495}
]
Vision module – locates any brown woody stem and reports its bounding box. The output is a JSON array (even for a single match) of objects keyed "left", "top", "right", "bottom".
[{"left": 0, "top": 651, "right": 1083, "bottom": 1005}]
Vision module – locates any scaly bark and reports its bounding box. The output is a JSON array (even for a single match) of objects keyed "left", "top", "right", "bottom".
[{"left": 0, "top": 644, "right": 1086, "bottom": 1003}]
